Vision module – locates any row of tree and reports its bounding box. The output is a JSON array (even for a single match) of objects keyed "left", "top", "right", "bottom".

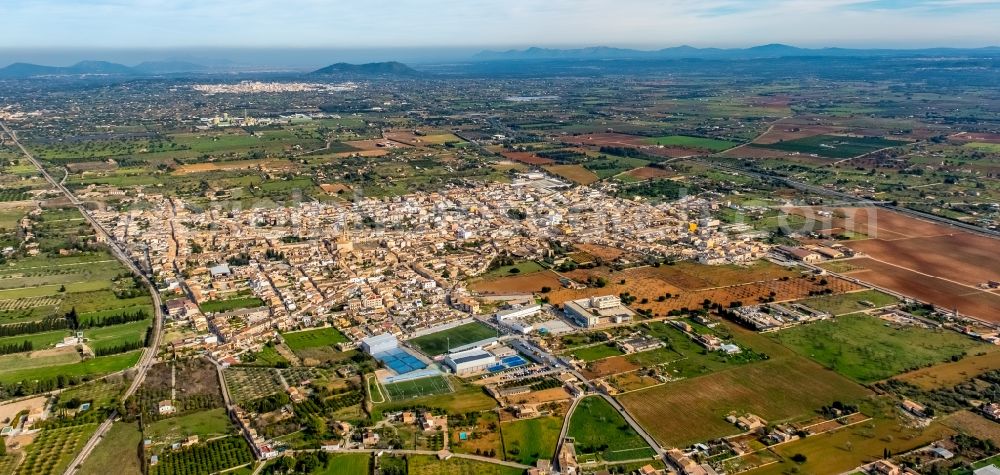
[{"left": 93, "top": 339, "right": 144, "bottom": 357}]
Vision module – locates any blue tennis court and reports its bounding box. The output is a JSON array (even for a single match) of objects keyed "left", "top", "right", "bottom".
[
  {"left": 502, "top": 355, "right": 527, "bottom": 366},
  {"left": 488, "top": 355, "right": 528, "bottom": 373},
  {"left": 375, "top": 348, "right": 427, "bottom": 374}
]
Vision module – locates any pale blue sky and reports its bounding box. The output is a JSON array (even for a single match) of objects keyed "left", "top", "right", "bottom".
[{"left": 1, "top": 0, "right": 998, "bottom": 50}]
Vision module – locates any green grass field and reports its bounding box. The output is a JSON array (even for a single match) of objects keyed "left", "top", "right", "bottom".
[
  {"left": 281, "top": 327, "right": 348, "bottom": 350},
  {"left": 407, "top": 454, "right": 524, "bottom": 475},
  {"left": 643, "top": 135, "right": 740, "bottom": 151},
  {"left": 501, "top": 416, "right": 562, "bottom": 465},
  {"left": 772, "top": 313, "right": 984, "bottom": 383},
  {"left": 198, "top": 296, "right": 265, "bottom": 313},
  {"left": 373, "top": 376, "right": 496, "bottom": 419},
  {"left": 568, "top": 396, "right": 656, "bottom": 462},
  {"left": 0, "top": 330, "right": 68, "bottom": 351},
  {"left": 793, "top": 289, "right": 898, "bottom": 315},
  {"left": 0, "top": 350, "right": 141, "bottom": 385},
  {"left": 381, "top": 375, "right": 453, "bottom": 401},
  {"left": 84, "top": 319, "right": 151, "bottom": 350},
  {"left": 962, "top": 142, "right": 1000, "bottom": 153},
  {"left": 619, "top": 355, "right": 871, "bottom": 447},
  {"left": 314, "top": 453, "right": 371, "bottom": 474},
  {"left": 569, "top": 343, "right": 625, "bottom": 362},
  {"left": 78, "top": 423, "right": 143, "bottom": 475},
  {"left": 753, "top": 135, "right": 908, "bottom": 158},
  {"left": 145, "top": 408, "right": 233, "bottom": 441},
  {"left": 408, "top": 322, "right": 498, "bottom": 356},
  {"left": 747, "top": 402, "right": 954, "bottom": 475},
  {"left": 245, "top": 344, "right": 289, "bottom": 367}
]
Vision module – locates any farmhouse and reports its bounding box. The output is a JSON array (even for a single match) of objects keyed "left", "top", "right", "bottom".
[
  {"left": 666, "top": 448, "right": 717, "bottom": 475},
  {"left": 901, "top": 399, "right": 928, "bottom": 418},
  {"left": 361, "top": 333, "right": 398, "bottom": 355},
  {"left": 618, "top": 336, "right": 664, "bottom": 354},
  {"left": 157, "top": 400, "right": 176, "bottom": 415},
  {"left": 867, "top": 460, "right": 902, "bottom": 475},
  {"left": 777, "top": 245, "right": 824, "bottom": 264},
  {"left": 809, "top": 245, "right": 845, "bottom": 259},
  {"left": 444, "top": 347, "right": 497, "bottom": 375},
  {"left": 982, "top": 402, "right": 1000, "bottom": 421},
  {"left": 564, "top": 295, "right": 635, "bottom": 327}
]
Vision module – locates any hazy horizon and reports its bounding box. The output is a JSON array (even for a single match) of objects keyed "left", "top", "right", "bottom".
[
  {"left": 1, "top": 41, "right": 999, "bottom": 70},
  {"left": 1, "top": 0, "right": 998, "bottom": 60}
]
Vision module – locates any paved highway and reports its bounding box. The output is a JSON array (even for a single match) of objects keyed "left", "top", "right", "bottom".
[{"left": 0, "top": 122, "right": 166, "bottom": 475}]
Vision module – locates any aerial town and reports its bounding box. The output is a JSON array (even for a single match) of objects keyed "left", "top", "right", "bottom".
[{"left": 0, "top": 4, "right": 999, "bottom": 475}]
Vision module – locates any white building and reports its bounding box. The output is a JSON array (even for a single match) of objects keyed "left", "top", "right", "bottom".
[
  {"left": 495, "top": 304, "right": 541, "bottom": 322},
  {"left": 444, "top": 347, "right": 496, "bottom": 375},
  {"left": 564, "top": 295, "right": 634, "bottom": 328},
  {"left": 361, "top": 333, "right": 398, "bottom": 355}
]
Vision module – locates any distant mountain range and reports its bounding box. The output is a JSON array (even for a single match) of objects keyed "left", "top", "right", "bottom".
[
  {"left": 0, "top": 59, "right": 420, "bottom": 79},
  {"left": 2, "top": 45, "right": 998, "bottom": 79},
  {"left": 310, "top": 61, "right": 419, "bottom": 76},
  {"left": 472, "top": 43, "right": 1000, "bottom": 61},
  {"left": 0, "top": 60, "right": 208, "bottom": 78}
]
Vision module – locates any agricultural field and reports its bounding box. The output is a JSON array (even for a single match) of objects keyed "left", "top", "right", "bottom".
[
  {"left": 198, "top": 296, "right": 265, "bottom": 314},
  {"left": 281, "top": 327, "right": 354, "bottom": 364},
  {"left": 144, "top": 408, "right": 233, "bottom": 442},
  {"left": 0, "top": 207, "right": 152, "bottom": 399},
  {"left": 319, "top": 453, "right": 372, "bottom": 474},
  {"left": 501, "top": 416, "right": 562, "bottom": 465},
  {"left": 774, "top": 313, "right": 985, "bottom": 383},
  {"left": 595, "top": 321, "right": 766, "bottom": 380},
  {"left": 56, "top": 377, "right": 128, "bottom": 411},
  {"left": 281, "top": 327, "right": 348, "bottom": 350},
  {"left": 542, "top": 164, "right": 600, "bottom": 185},
  {"left": 568, "top": 396, "right": 656, "bottom": 462},
  {"left": 449, "top": 411, "right": 503, "bottom": 459},
  {"left": 13, "top": 423, "right": 97, "bottom": 475},
  {"left": 643, "top": 135, "right": 740, "bottom": 152},
  {"left": 746, "top": 403, "right": 954, "bottom": 475},
  {"left": 150, "top": 436, "right": 254, "bottom": 475},
  {"left": 751, "top": 134, "right": 908, "bottom": 158},
  {"left": 793, "top": 289, "right": 898, "bottom": 315},
  {"left": 567, "top": 343, "right": 625, "bottom": 362},
  {"left": 224, "top": 367, "right": 284, "bottom": 404},
  {"left": 77, "top": 422, "right": 143, "bottom": 475},
  {"left": 244, "top": 343, "right": 291, "bottom": 367},
  {"left": 0, "top": 350, "right": 141, "bottom": 389},
  {"left": 544, "top": 261, "right": 860, "bottom": 321},
  {"left": 839, "top": 258, "right": 1000, "bottom": 322},
  {"left": 619, "top": 356, "right": 871, "bottom": 447},
  {"left": 895, "top": 347, "right": 1000, "bottom": 390},
  {"left": 468, "top": 270, "right": 564, "bottom": 295},
  {"left": 380, "top": 375, "right": 452, "bottom": 401},
  {"left": 408, "top": 321, "right": 497, "bottom": 356},
  {"left": 481, "top": 260, "right": 546, "bottom": 278},
  {"left": 406, "top": 454, "right": 524, "bottom": 475}
]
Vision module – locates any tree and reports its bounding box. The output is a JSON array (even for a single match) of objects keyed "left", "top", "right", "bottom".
[
  {"left": 791, "top": 453, "right": 807, "bottom": 463},
  {"left": 306, "top": 415, "right": 325, "bottom": 435}
]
